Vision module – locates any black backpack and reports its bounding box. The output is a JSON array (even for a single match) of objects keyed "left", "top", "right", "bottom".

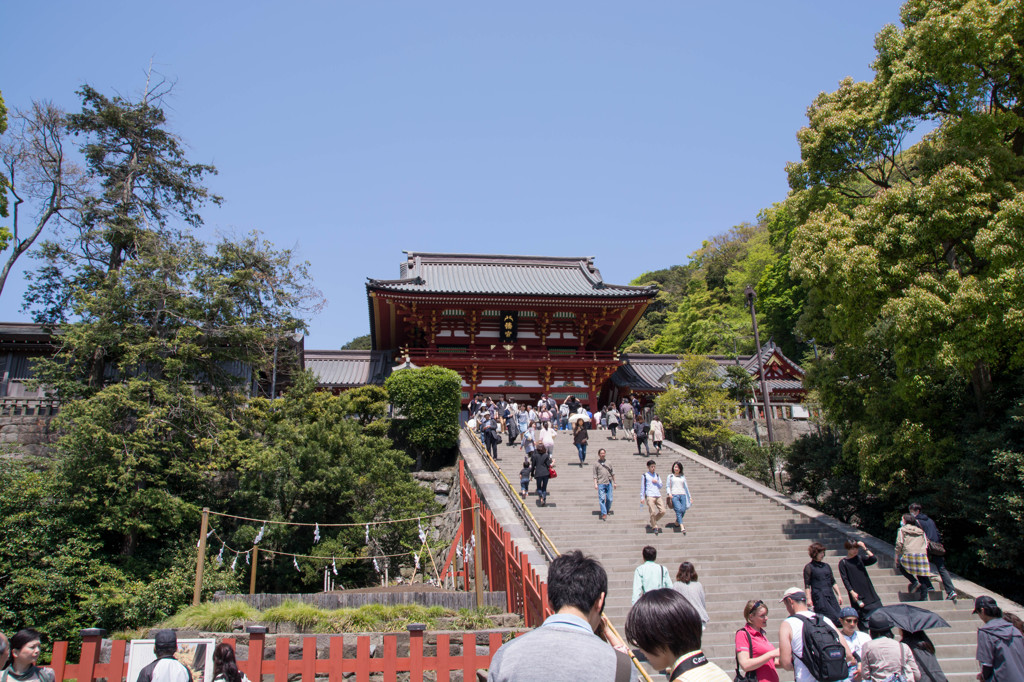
[{"left": 798, "top": 614, "right": 847, "bottom": 682}]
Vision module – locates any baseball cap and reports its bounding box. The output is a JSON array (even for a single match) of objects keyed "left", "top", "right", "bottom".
[
  {"left": 973, "top": 596, "right": 998, "bottom": 614},
  {"left": 779, "top": 587, "right": 806, "bottom": 602},
  {"left": 839, "top": 607, "right": 859, "bottom": 619},
  {"left": 154, "top": 629, "right": 177, "bottom": 650}
]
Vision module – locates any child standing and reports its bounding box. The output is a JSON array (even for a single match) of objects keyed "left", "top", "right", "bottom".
[{"left": 519, "top": 458, "right": 532, "bottom": 499}]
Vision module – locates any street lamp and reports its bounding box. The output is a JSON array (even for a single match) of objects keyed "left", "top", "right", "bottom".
[{"left": 744, "top": 285, "right": 776, "bottom": 443}]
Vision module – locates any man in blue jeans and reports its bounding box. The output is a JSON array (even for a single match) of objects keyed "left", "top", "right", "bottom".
[{"left": 593, "top": 449, "right": 617, "bottom": 521}]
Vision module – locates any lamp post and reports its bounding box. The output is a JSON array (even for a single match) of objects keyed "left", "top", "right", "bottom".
[{"left": 744, "top": 285, "right": 775, "bottom": 444}]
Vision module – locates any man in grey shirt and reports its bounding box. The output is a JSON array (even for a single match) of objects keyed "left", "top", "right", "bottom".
[{"left": 488, "top": 551, "right": 637, "bottom": 681}]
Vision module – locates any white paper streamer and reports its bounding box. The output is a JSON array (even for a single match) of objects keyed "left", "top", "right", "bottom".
[
  {"left": 365, "top": 524, "right": 370, "bottom": 545},
  {"left": 313, "top": 522, "right": 321, "bottom": 544},
  {"left": 373, "top": 557, "right": 380, "bottom": 574},
  {"left": 414, "top": 553, "right": 420, "bottom": 570},
  {"left": 293, "top": 556, "right": 301, "bottom": 572},
  {"left": 332, "top": 558, "right": 338, "bottom": 575},
  {"left": 216, "top": 544, "right": 224, "bottom": 565},
  {"left": 245, "top": 551, "right": 251, "bottom": 565},
  {"left": 254, "top": 523, "right": 266, "bottom": 545},
  {"left": 231, "top": 554, "right": 238, "bottom": 571},
  {"left": 418, "top": 521, "right": 427, "bottom": 545}
]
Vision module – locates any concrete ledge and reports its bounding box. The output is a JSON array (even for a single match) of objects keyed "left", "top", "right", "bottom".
[
  {"left": 662, "top": 439, "right": 1024, "bottom": 613},
  {"left": 459, "top": 432, "right": 549, "bottom": 581}
]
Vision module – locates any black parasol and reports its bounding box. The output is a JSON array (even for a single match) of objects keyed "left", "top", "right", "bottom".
[{"left": 872, "top": 603, "right": 950, "bottom": 632}]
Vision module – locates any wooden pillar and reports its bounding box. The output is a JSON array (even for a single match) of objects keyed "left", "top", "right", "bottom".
[
  {"left": 193, "top": 507, "right": 209, "bottom": 605},
  {"left": 249, "top": 546, "right": 259, "bottom": 595}
]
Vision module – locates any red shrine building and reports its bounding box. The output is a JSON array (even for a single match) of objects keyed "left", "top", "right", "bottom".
[
  {"left": 301, "top": 252, "right": 811, "bottom": 414},
  {"left": 364, "top": 252, "right": 656, "bottom": 407}
]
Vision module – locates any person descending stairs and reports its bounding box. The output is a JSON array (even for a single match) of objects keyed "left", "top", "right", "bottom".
[{"left": 491, "top": 432, "right": 996, "bottom": 680}]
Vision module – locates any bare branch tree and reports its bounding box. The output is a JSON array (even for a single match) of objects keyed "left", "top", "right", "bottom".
[{"left": 0, "top": 101, "right": 87, "bottom": 299}]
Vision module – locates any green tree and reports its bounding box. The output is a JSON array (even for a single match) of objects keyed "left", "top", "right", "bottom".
[
  {"left": 385, "top": 366, "right": 462, "bottom": 469},
  {"left": 0, "top": 463, "right": 239, "bottom": 648},
  {"left": 654, "top": 355, "right": 735, "bottom": 455},
  {"left": 27, "top": 80, "right": 222, "bottom": 325},
  {"left": 228, "top": 372, "right": 437, "bottom": 592},
  {"left": 781, "top": 0, "right": 1024, "bottom": 598},
  {"left": 342, "top": 334, "right": 373, "bottom": 350}
]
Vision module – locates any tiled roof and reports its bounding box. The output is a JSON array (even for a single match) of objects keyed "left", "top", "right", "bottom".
[
  {"left": 613, "top": 347, "right": 807, "bottom": 394},
  {"left": 611, "top": 354, "right": 686, "bottom": 391},
  {"left": 368, "top": 253, "right": 657, "bottom": 298},
  {"left": 304, "top": 350, "right": 392, "bottom": 387}
]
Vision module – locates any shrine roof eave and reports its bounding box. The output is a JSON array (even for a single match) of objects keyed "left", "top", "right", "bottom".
[{"left": 366, "top": 287, "right": 656, "bottom": 303}]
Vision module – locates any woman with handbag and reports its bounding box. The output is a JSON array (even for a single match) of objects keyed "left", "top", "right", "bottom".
[
  {"left": 735, "top": 600, "right": 780, "bottom": 682},
  {"left": 895, "top": 514, "right": 935, "bottom": 597},
  {"left": 530, "top": 443, "right": 553, "bottom": 507}
]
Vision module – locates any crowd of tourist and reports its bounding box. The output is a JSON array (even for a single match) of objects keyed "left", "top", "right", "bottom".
[{"left": 490, "top": 545, "right": 1024, "bottom": 681}]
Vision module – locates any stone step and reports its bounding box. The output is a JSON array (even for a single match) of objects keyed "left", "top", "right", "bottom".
[{"left": 475, "top": 436, "right": 1003, "bottom": 682}]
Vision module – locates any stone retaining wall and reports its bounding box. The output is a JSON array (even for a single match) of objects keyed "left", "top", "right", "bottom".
[{"left": 0, "top": 414, "right": 58, "bottom": 458}]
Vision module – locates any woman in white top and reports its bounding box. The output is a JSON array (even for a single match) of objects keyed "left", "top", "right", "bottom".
[
  {"left": 666, "top": 461, "right": 692, "bottom": 533},
  {"left": 539, "top": 421, "right": 556, "bottom": 457},
  {"left": 649, "top": 416, "right": 666, "bottom": 454}
]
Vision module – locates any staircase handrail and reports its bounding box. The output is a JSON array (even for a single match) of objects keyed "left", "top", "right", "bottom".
[
  {"left": 463, "top": 427, "right": 653, "bottom": 682},
  {"left": 464, "top": 428, "right": 559, "bottom": 560}
]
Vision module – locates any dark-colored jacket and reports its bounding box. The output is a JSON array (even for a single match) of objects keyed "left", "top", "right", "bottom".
[
  {"left": 531, "top": 450, "right": 552, "bottom": 478},
  {"left": 904, "top": 637, "right": 947, "bottom": 682},
  {"left": 977, "top": 618, "right": 1024, "bottom": 681},
  {"left": 915, "top": 513, "right": 941, "bottom": 543}
]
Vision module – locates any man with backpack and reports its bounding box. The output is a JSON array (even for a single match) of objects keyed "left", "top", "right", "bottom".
[
  {"left": 779, "top": 587, "right": 854, "bottom": 682},
  {"left": 631, "top": 545, "right": 673, "bottom": 605}
]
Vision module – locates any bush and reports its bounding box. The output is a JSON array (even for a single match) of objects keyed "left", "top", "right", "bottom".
[
  {"left": 385, "top": 366, "right": 462, "bottom": 468},
  {"left": 162, "top": 602, "right": 508, "bottom": 633},
  {"left": 164, "top": 600, "right": 261, "bottom": 631}
]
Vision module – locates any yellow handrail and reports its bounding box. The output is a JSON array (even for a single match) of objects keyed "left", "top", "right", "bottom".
[{"left": 465, "top": 428, "right": 653, "bottom": 682}]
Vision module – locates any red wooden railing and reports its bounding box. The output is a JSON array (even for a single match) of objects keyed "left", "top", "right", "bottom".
[
  {"left": 440, "top": 460, "right": 551, "bottom": 627},
  {"left": 46, "top": 627, "right": 505, "bottom": 682}
]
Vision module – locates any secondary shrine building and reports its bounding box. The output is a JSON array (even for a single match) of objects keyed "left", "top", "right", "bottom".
[{"left": 364, "top": 252, "right": 656, "bottom": 407}]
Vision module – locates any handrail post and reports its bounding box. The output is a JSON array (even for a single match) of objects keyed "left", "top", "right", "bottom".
[
  {"left": 473, "top": 504, "right": 484, "bottom": 608},
  {"left": 78, "top": 629, "right": 106, "bottom": 682},
  {"left": 245, "top": 625, "right": 267, "bottom": 682}
]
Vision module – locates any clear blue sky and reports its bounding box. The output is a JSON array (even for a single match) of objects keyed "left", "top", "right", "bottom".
[{"left": 1, "top": 1, "right": 903, "bottom": 349}]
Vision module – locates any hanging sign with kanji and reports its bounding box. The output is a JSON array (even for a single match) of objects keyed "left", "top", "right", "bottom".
[{"left": 501, "top": 311, "right": 518, "bottom": 343}]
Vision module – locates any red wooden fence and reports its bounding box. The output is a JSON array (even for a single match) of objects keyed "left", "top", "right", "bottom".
[
  {"left": 47, "top": 627, "right": 506, "bottom": 682},
  {"left": 440, "top": 460, "right": 551, "bottom": 627}
]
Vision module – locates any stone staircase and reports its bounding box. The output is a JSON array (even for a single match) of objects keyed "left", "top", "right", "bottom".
[{"left": 487, "top": 432, "right": 994, "bottom": 680}]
